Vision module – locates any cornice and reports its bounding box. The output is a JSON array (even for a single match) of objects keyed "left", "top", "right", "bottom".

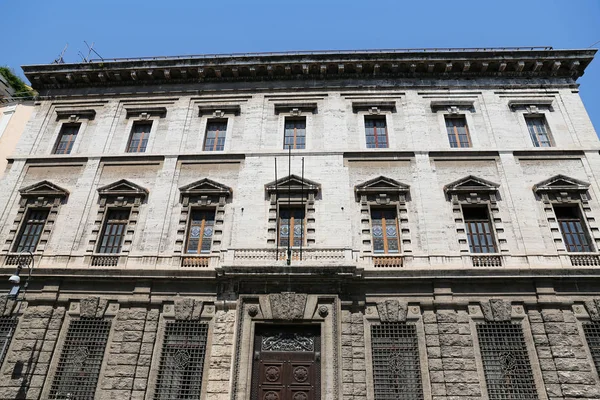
[{"left": 22, "top": 48, "right": 596, "bottom": 92}]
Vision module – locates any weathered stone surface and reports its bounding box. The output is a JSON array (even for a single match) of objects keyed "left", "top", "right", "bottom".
[
  {"left": 269, "top": 293, "right": 307, "bottom": 320},
  {"left": 80, "top": 296, "right": 100, "bottom": 318}
]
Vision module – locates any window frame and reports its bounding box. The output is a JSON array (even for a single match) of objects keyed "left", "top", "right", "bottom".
[
  {"left": 525, "top": 114, "right": 554, "bottom": 147},
  {"left": 13, "top": 207, "right": 50, "bottom": 253},
  {"left": 444, "top": 115, "right": 472, "bottom": 148},
  {"left": 363, "top": 115, "right": 389, "bottom": 149},
  {"left": 96, "top": 208, "right": 131, "bottom": 254},
  {"left": 126, "top": 120, "right": 154, "bottom": 153},
  {"left": 203, "top": 118, "right": 228, "bottom": 151},
  {"left": 283, "top": 116, "right": 307, "bottom": 150},
  {"left": 184, "top": 208, "right": 216, "bottom": 255},
  {"left": 370, "top": 206, "right": 401, "bottom": 254},
  {"left": 277, "top": 204, "right": 307, "bottom": 248},
  {"left": 461, "top": 204, "right": 498, "bottom": 254},
  {"left": 553, "top": 203, "right": 594, "bottom": 253},
  {"left": 53, "top": 123, "right": 81, "bottom": 155}
]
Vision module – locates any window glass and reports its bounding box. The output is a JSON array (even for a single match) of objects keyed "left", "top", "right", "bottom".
[
  {"left": 204, "top": 120, "right": 227, "bottom": 151},
  {"left": 54, "top": 124, "right": 80, "bottom": 154},
  {"left": 445, "top": 116, "right": 471, "bottom": 148},
  {"left": 14, "top": 209, "right": 49, "bottom": 252},
  {"left": 284, "top": 118, "right": 306, "bottom": 150},
  {"left": 463, "top": 206, "right": 497, "bottom": 253},
  {"left": 127, "top": 121, "right": 152, "bottom": 153},
  {"left": 365, "top": 117, "right": 388, "bottom": 149}
]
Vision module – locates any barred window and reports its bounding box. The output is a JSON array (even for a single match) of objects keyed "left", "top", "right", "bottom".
[
  {"left": 463, "top": 206, "right": 497, "bottom": 253},
  {"left": 185, "top": 209, "right": 215, "bottom": 254},
  {"left": 155, "top": 320, "right": 209, "bottom": 400},
  {"left": 127, "top": 121, "right": 152, "bottom": 153},
  {"left": 445, "top": 116, "right": 471, "bottom": 148},
  {"left": 371, "top": 323, "right": 423, "bottom": 400},
  {"left": 365, "top": 116, "right": 388, "bottom": 149},
  {"left": 203, "top": 120, "right": 227, "bottom": 151},
  {"left": 525, "top": 116, "right": 553, "bottom": 147},
  {"left": 49, "top": 318, "right": 111, "bottom": 400},
  {"left": 554, "top": 205, "right": 593, "bottom": 252},
  {"left": 371, "top": 208, "right": 400, "bottom": 254},
  {"left": 583, "top": 322, "right": 600, "bottom": 374},
  {"left": 54, "top": 123, "right": 80, "bottom": 154},
  {"left": 14, "top": 208, "right": 49, "bottom": 253},
  {"left": 284, "top": 117, "right": 306, "bottom": 150},
  {"left": 278, "top": 206, "right": 305, "bottom": 247},
  {"left": 0, "top": 317, "right": 17, "bottom": 367},
  {"left": 97, "top": 208, "right": 130, "bottom": 254},
  {"left": 477, "top": 322, "right": 538, "bottom": 400}
]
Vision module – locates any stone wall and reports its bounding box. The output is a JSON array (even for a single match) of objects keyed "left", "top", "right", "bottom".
[
  {"left": 341, "top": 309, "right": 367, "bottom": 400},
  {"left": 205, "top": 307, "right": 235, "bottom": 400}
]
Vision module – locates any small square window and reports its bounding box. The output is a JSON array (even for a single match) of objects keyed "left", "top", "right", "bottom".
[
  {"left": 554, "top": 204, "right": 593, "bottom": 252},
  {"left": 526, "top": 115, "right": 553, "bottom": 147},
  {"left": 445, "top": 116, "right": 471, "bottom": 148},
  {"left": 371, "top": 208, "right": 400, "bottom": 254},
  {"left": 463, "top": 206, "right": 497, "bottom": 253},
  {"left": 127, "top": 121, "right": 152, "bottom": 153},
  {"left": 14, "top": 208, "right": 49, "bottom": 252},
  {"left": 54, "top": 123, "right": 80, "bottom": 154},
  {"left": 185, "top": 209, "right": 215, "bottom": 254},
  {"left": 203, "top": 120, "right": 227, "bottom": 151},
  {"left": 284, "top": 117, "right": 306, "bottom": 150},
  {"left": 97, "top": 209, "right": 130, "bottom": 254},
  {"left": 364, "top": 116, "right": 388, "bottom": 149},
  {"left": 278, "top": 206, "right": 305, "bottom": 247}
]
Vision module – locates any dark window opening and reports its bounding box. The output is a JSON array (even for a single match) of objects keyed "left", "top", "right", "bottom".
[
  {"left": 445, "top": 116, "right": 471, "bottom": 148},
  {"left": 284, "top": 118, "right": 306, "bottom": 150},
  {"left": 463, "top": 206, "right": 497, "bottom": 253},
  {"left": 14, "top": 209, "right": 49, "bottom": 253},
  {"left": 371, "top": 208, "right": 400, "bottom": 254},
  {"left": 278, "top": 206, "right": 306, "bottom": 247},
  {"left": 97, "top": 209, "right": 130, "bottom": 254},
  {"left": 185, "top": 209, "right": 215, "bottom": 254},
  {"left": 127, "top": 121, "right": 152, "bottom": 153},
  {"left": 203, "top": 119, "right": 227, "bottom": 151},
  {"left": 554, "top": 205, "right": 593, "bottom": 252},
  {"left": 365, "top": 116, "right": 389, "bottom": 149},
  {"left": 54, "top": 124, "right": 80, "bottom": 154}
]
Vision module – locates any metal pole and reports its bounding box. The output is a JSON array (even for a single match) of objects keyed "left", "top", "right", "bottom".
[
  {"left": 274, "top": 158, "right": 278, "bottom": 261},
  {"left": 287, "top": 146, "right": 291, "bottom": 266},
  {"left": 300, "top": 157, "right": 304, "bottom": 261}
]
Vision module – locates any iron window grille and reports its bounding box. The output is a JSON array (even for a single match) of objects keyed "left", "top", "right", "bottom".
[
  {"left": 445, "top": 115, "right": 471, "bottom": 148},
  {"left": 203, "top": 119, "right": 227, "bottom": 151},
  {"left": 463, "top": 205, "right": 498, "bottom": 253},
  {"left": 278, "top": 206, "right": 306, "bottom": 248},
  {"left": 525, "top": 116, "right": 553, "bottom": 147},
  {"left": 553, "top": 205, "right": 593, "bottom": 252},
  {"left": 476, "top": 322, "right": 538, "bottom": 400},
  {"left": 49, "top": 318, "right": 111, "bottom": 400},
  {"left": 0, "top": 317, "right": 17, "bottom": 368},
  {"left": 127, "top": 121, "right": 152, "bottom": 153},
  {"left": 583, "top": 322, "right": 600, "bottom": 375},
  {"left": 371, "top": 208, "right": 400, "bottom": 254},
  {"left": 365, "top": 116, "right": 389, "bottom": 149},
  {"left": 14, "top": 208, "right": 49, "bottom": 253},
  {"left": 284, "top": 117, "right": 306, "bottom": 150},
  {"left": 371, "top": 323, "right": 424, "bottom": 400},
  {"left": 185, "top": 209, "right": 215, "bottom": 254},
  {"left": 97, "top": 208, "right": 130, "bottom": 254},
  {"left": 155, "top": 320, "right": 209, "bottom": 400},
  {"left": 53, "top": 123, "right": 81, "bottom": 154}
]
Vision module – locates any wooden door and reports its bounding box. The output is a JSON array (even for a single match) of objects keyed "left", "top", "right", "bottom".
[{"left": 251, "top": 325, "right": 320, "bottom": 400}]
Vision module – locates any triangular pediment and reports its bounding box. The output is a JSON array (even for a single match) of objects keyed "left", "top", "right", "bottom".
[
  {"left": 179, "top": 178, "right": 232, "bottom": 197},
  {"left": 98, "top": 179, "right": 148, "bottom": 197},
  {"left": 355, "top": 176, "right": 410, "bottom": 192},
  {"left": 533, "top": 174, "right": 590, "bottom": 193},
  {"left": 444, "top": 175, "right": 499, "bottom": 194},
  {"left": 19, "top": 180, "right": 69, "bottom": 198},
  {"left": 265, "top": 175, "right": 320, "bottom": 193}
]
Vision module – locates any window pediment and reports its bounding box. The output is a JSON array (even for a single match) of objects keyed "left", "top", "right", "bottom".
[
  {"left": 444, "top": 175, "right": 500, "bottom": 203},
  {"left": 355, "top": 176, "right": 410, "bottom": 203},
  {"left": 179, "top": 178, "right": 232, "bottom": 205},
  {"left": 55, "top": 109, "right": 96, "bottom": 121},
  {"left": 265, "top": 175, "right": 320, "bottom": 195},
  {"left": 98, "top": 179, "right": 148, "bottom": 198},
  {"left": 533, "top": 174, "right": 590, "bottom": 202},
  {"left": 19, "top": 180, "right": 69, "bottom": 198}
]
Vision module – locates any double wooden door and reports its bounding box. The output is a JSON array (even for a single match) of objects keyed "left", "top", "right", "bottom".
[{"left": 251, "top": 325, "right": 320, "bottom": 400}]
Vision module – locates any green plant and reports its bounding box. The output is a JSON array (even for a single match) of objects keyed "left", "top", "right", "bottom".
[{"left": 0, "top": 67, "right": 36, "bottom": 98}]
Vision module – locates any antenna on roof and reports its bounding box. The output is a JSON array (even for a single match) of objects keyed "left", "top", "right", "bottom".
[
  {"left": 78, "top": 42, "right": 104, "bottom": 63},
  {"left": 52, "top": 44, "right": 68, "bottom": 64}
]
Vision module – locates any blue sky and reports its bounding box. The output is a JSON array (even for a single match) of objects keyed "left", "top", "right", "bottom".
[{"left": 3, "top": 0, "right": 599, "bottom": 133}]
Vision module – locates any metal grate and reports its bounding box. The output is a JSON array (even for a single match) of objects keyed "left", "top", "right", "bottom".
[
  {"left": 49, "top": 318, "right": 111, "bottom": 400},
  {"left": 371, "top": 323, "right": 424, "bottom": 400},
  {"left": 583, "top": 322, "right": 600, "bottom": 374},
  {"left": 0, "top": 317, "right": 17, "bottom": 367},
  {"left": 477, "top": 322, "right": 538, "bottom": 400},
  {"left": 155, "top": 320, "right": 209, "bottom": 400}
]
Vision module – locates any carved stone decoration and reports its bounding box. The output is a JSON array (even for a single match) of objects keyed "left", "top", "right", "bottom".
[
  {"left": 318, "top": 305, "right": 328, "bottom": 318},
  {"left": 480, "top": 299, "right": 512, "bottom": 321},
  {"left": 584, "top": 299, "right": 600, "bottom": 321},
  {"left": 174, "top": 298, "right": 204, "bottom": 320},
  {"left": 262, "top": 333, "right": 314, "bottom": 352},
  {"left": 79, "top": 296, "right": 108, "bottom": 318},
  {"left": 248, "top": 305, "right": 259, "bottom": 317},
  {"left": 376, "top": 300, "right": 408, "bottom": 322},
  {"left": 269, "top": 293, "right": 307, "bottom": 320}
]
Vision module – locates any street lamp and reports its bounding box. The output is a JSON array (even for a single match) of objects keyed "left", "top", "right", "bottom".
[{"left": 7, "top": 251, "right": 34, "bottom": 301}]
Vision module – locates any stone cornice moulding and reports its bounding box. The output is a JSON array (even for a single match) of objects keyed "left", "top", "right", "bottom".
[
  {"left": 265, "top": 174, "right": 320, "bottom": 195},
  {"left": 124, "top": 106, "right": 167, "bottom": 119},
  {"left": 179, "top": 178, "right": 232, "bottom": 204},
  {"left": 444, "top": 175, "right": 500, "bottom": 203},
  {"left": 97, "top": 179, "right": 149, "bottom": 198},
  {"left": 55, "top": 109, "right": 96, "bottom": 121},
  {"left": 273, "top": 102, "right": 318, "bottom": 115},
  {"left": 352, "top": 101, "right": 396, "bottom": 114},
  {"left": 430, "top": 100, "right": 475, "bottom": 113},
  {"left": 354, "top": 176, "right": 410, "bottom": 202},
  {"left": 508, "top": 99, "right": 554, "bottom": 113},
  {"left": 19, "top": 180, "right": 70, "bottom": 198},
  {"left": 533, "top": 174, "right": 590, "bottom": 202},
  {"left": 197, "top": 104, "right": 241, "bottom": 117}
]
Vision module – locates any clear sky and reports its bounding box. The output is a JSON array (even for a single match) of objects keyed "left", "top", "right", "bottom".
[{"left": 2, "top": 0, "right": 599, "bottom": 134}]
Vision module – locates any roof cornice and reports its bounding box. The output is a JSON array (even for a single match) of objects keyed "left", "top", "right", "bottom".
[{"left": 22, "top": 47, "right": 596, "bottom": 91}]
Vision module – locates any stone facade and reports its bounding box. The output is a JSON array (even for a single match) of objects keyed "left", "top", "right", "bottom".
[{"left": 0, "top": 48, "right": 597, "bottom": 399}]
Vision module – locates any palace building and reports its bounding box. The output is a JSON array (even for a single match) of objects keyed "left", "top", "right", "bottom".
[{"left": 0, "top": 47, "right": 599, "bottom": 399}]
